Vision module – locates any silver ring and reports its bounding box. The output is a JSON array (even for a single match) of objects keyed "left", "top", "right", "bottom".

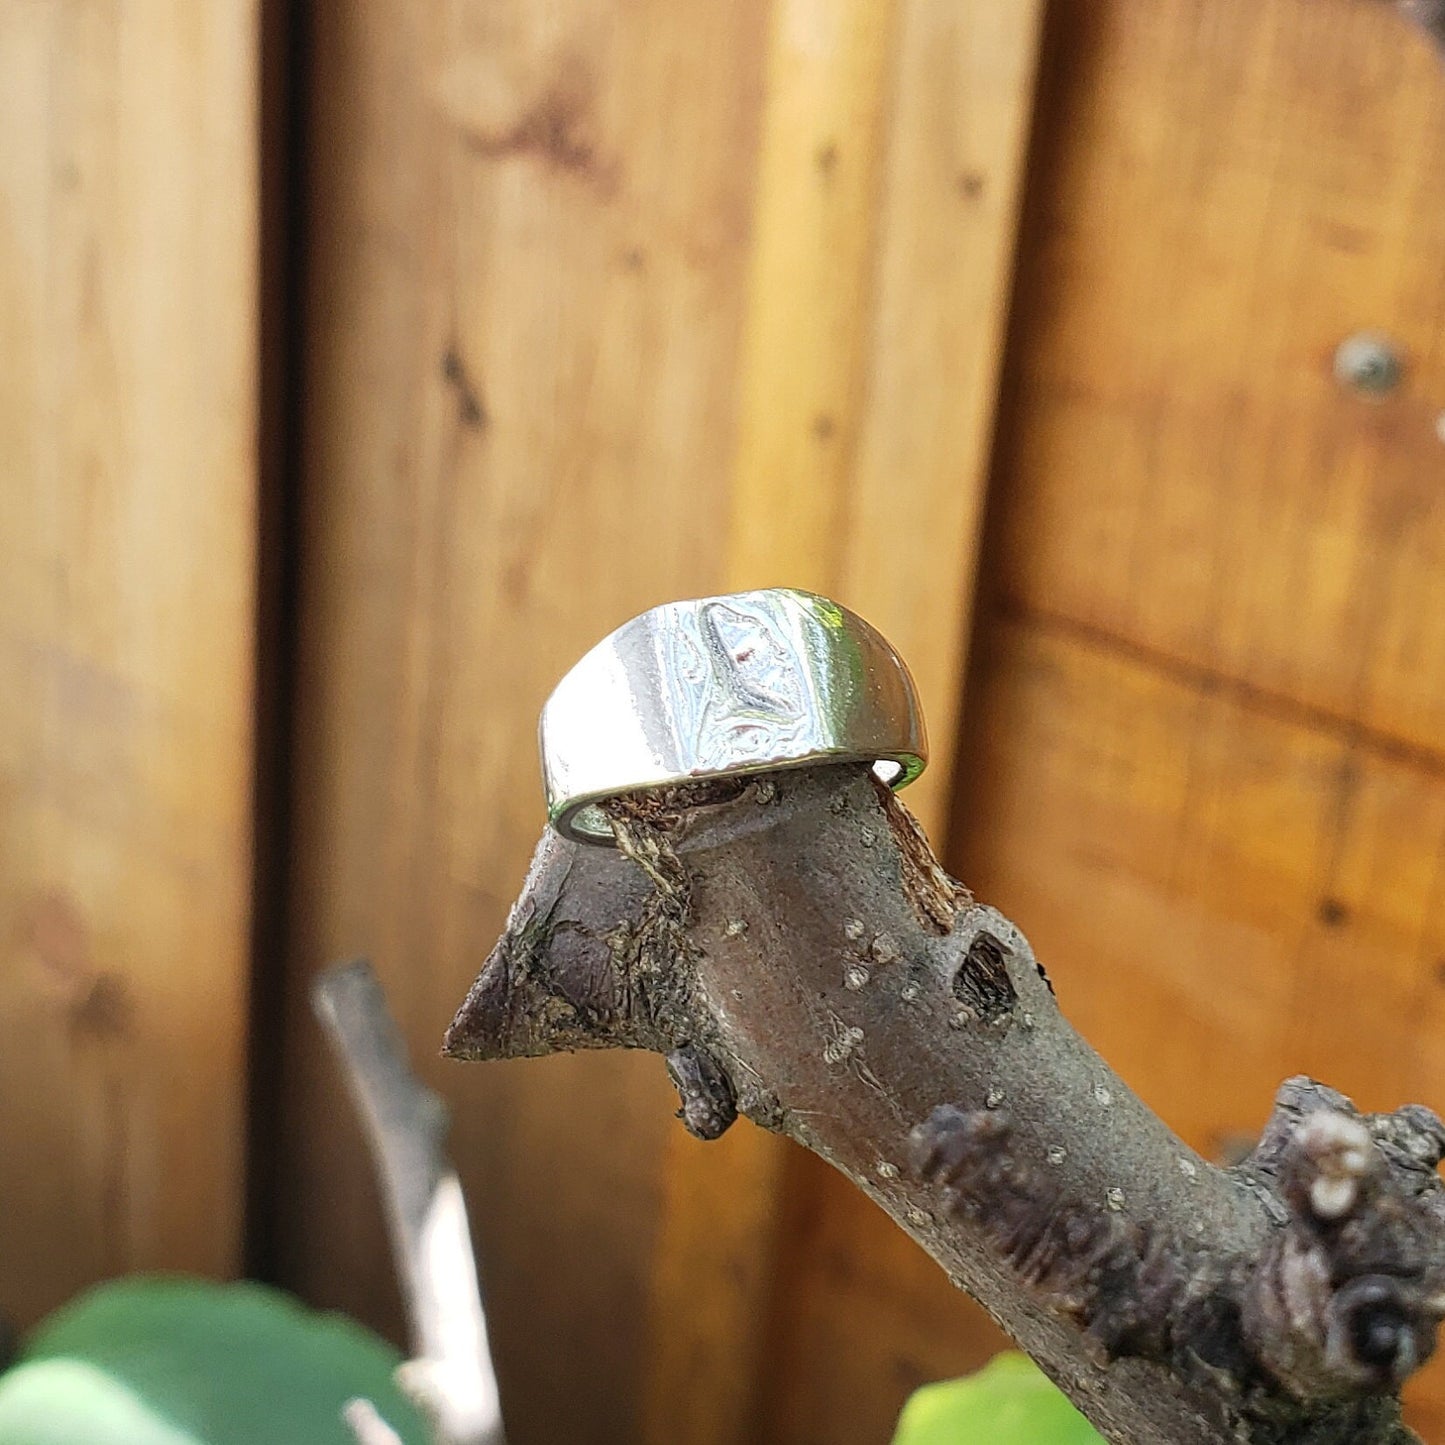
[{"left": 539, "top": 588, "right": 927, "bottom": 845}]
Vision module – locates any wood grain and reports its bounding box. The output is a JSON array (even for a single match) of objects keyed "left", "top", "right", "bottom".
[
  {"left": 754, "top": 1152, "right": 1007, "bottom": 1445},
  {"left": 640, "top": 7, "right": 897, "bottom": 1438},
  {"left": 960, "top": 1, "right": 1445, "bottom": 1434},
  {"left": 287, "top": 3, "right": 1039, "bottom": 1440},
  {"left": 754, "top": 4, "right": 1047, "bottom": 1439},
  {"left": 954, "top": 617, "right": 1445, "bottom": 1435},
  {"left": 997, "top": 0, "right": 1445, "bottom": 752},
  {"left": 280, "top": 6, "right": 769, "bottom": 1444},
  {"left": 725, "top": 0, "right": 1042, "bottom": 833},
  {"left": 0, "top": 4, "right": 259, "bottom": 1320},
  {"left": 641, "top": 4, "right": 1043, "bottom": 1442}
]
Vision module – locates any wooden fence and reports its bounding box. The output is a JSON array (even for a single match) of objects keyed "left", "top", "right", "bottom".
[{"left": 3, "top": 2, "right": 1444, "bottom": 1441}]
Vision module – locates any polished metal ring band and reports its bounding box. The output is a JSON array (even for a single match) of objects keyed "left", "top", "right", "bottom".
[{"left": 538, "top": 588, "right": 928, "bottom": 845}]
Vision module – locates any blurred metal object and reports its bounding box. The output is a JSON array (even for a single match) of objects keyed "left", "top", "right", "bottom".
[
  {"left": 1334, "top": 332, "right": 1404, "bottom": 398},
  {"left": 315, "top": 961, "right": 505, "bottom": 1445},
  {"left": 539, "top": 588, "right": 928, "bottom": 844}
]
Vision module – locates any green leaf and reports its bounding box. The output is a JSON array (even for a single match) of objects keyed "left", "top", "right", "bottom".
[
  {"left": 0, "top": 1275, "right": 432, "bottom": 1445},
  {"left": 891, "top": 1351, "right": 1106, "bottom": 1445}
]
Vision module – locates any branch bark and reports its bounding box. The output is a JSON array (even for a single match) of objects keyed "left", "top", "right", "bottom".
[{"left": 443, "top": 763, "right": 1445, "bottom": 1444}]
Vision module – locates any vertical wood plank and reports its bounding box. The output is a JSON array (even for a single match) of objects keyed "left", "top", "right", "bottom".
[
  {"left": 641, "top": 5, "right": 1043, "bottom": 1442},
  {"left": 281, "top": 6, "right": 770, "bottom": 1444},
  {"left": 842, "top": 0, "right": 1043, "bottom": 832},
  {"left": 726, "top": 0, "right": 901, "bottom": 601},
  {"left": 756, "top": 5, "right": 1045, "bottom": 1438},
  {"left": 727, "top": 0, "right": 1044, "bottom": 846},
  {"left": 994, "top": 0, "right": 1445, "bottom": 747},
  {"left": 952, "top": 618, "right": 1445, "bottom": 1435},
  {"left": 640, "top": 13, "right": 896, "bottom": 1439},
  {"left": 0, "top": 4, "right": 260, "bottom": 1318},
  {"left": 956, "top": 1, "right": 1445, "bottom": 1434}
]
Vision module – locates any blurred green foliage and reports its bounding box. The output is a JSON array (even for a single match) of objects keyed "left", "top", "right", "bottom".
[
  {"left": 0, "top": 1276, "right": 429, "bottom": 1445},
  {"left": 891, "top": 1351, "right": 1105, "bottom": 1445},
  {"left": 0, "top": 1277, "right": 1108, "bottom": 1445}
]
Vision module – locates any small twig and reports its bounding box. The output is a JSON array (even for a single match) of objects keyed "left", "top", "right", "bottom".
[
  {"left": 344, "top": 1398, "right": 407, "bottom": 1445},
  {"left": 315, "top": 960, "right": 505, "bottom": 1445}
]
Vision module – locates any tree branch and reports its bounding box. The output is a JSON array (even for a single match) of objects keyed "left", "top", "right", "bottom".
[{"left": 443, "top": 763, "right": 1445, "bottom": 1444}]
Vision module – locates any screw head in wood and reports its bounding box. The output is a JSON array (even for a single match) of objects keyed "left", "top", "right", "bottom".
[{"left": 1334, "top": 333, "right": 1403, "bottom": 398}]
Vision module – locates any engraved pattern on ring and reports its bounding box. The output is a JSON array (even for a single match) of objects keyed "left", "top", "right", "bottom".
[
  {"left": 539, "top": 588, "right": 926, "bottom": 843},
  {"left": 671, "top": 599, "right": 818, "bottom": 774}
]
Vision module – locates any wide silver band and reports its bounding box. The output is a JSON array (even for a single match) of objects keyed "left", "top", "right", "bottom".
[{"left": 539, "top": 588, "right": 927, "bottom": 844}]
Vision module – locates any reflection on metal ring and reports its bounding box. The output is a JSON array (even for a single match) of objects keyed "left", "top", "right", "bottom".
[{"left": 538, "top": 588, "right": 927, "bottom": 845}]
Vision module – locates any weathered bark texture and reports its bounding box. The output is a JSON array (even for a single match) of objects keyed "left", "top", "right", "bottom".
[{"left": 444, "top": 763, "right": 1445, "bottom": 1445}]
